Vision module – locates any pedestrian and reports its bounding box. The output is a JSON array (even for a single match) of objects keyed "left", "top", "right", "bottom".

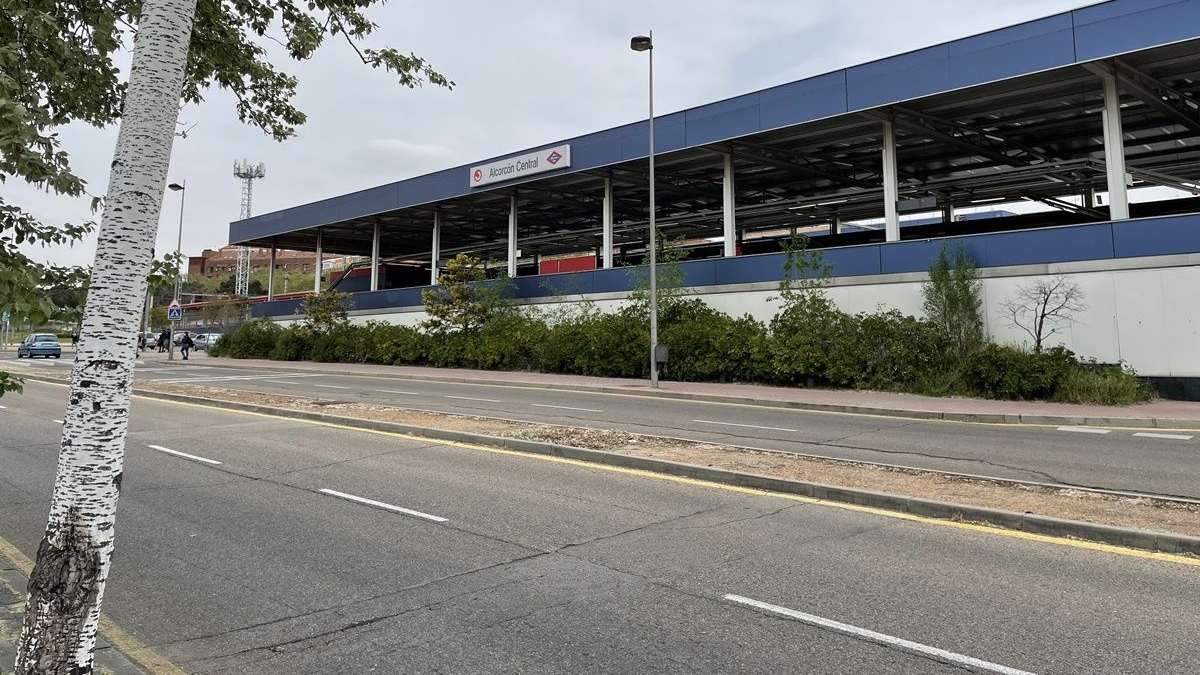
[
  {"left": 158, "top": 329, "right": 169, "bottom": 352},
  {"left": 179, "top": 332, "right": 194, "bottom": 360},
  {"left": 70, "top": 330, "right": 79, "bottom": 346}
]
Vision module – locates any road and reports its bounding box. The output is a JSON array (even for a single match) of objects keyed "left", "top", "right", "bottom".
[
  {"left": 2, "top": 380, "right": 1198, "bottom": 674},
  {"left": 8, "top": 356, "right": 1200, "bottom": 499}
]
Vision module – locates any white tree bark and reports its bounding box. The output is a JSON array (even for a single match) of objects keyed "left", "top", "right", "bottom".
[{"left": 15, "top": 1, "right": 198, "bottom": 672}]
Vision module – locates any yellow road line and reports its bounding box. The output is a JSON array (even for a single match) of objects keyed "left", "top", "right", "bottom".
[{"left": 0, "top": 535, "right": 188, "bottom": 675}]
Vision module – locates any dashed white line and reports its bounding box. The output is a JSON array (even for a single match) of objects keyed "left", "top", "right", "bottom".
[
  {"left": 52, "top": 419, "right": 63, "bottom": 425},
  {"left": 265, "top": 380, "right": 305, "bottom": 386},
  {"left": 152, "top": 373, "right": 322, "bottom": 384},
  {"left": 694, "top": 419, "right": 796, "bottom": 433},
  {"left": 0, "top": 405, "right": 7, "bottom": 409},
  {"left": 312, "top": 384, "right": 351, "bottom": 390},
  {"left": 531, "top": 403, "right": 604, "bottom": 413},
  {"left": 1056, "top": 427, "right": 1111, "bottom": 435},
  {"left": 147, "top": 444, "right": 222, "bottom": 465},
  {"left": 1133, "top": 432, "right": 1194, "bottom": 441},
  {"left": 724, "top": 594, "right": 1038, "bottom": 675},
  {"left": 376, "top": 389, "right": 421, "bottom": 395},
  {"left": 319, "top": 489, "right": 448, "bottom": 522},
  {"left": 445, "top": 395, "right": 501, "bottom": 403}
]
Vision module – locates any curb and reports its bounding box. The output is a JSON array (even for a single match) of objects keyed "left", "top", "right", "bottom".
[
  {"left": 123, "top": 386, "right": 1200, "bottom": 557},
  {"left": 181, "top": 358, "right": 1200, "bottom": 430}
]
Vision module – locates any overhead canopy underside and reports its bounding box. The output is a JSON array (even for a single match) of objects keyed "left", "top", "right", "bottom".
[{"left": 231, "top": 36, "right": 1200, "bottom": 267}]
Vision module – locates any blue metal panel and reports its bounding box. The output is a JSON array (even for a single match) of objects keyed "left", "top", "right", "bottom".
[
  {"left": 949, "top": 15, "right": 1075, "bottom": 88},
  {"left": 759, "top": 72, "right": 848, "bottom": 130},
  {"left": 511, "top": 276, "right": 551, "bottom": 298},
  {"left": 846, "top": 45, "right": 951, "bottom": 110},
  {"left": 1074, "top": 0, "right": 1200, "bottom": 61},
  {"left": 684, "top": 97, "right": 761, "bottom": 146},
  {"left": 655, "top": 111, "right": 689, "bottom": 154},
  {"left": 539, "top": 271, "right": 598, "bottom": 297},
  {"left": 593, "top": 267, "right": 634, "bottom": 294},
  {"left": 714, "top": 253, "right": 787, "bottom": 285},
  {"left": 973, "top": 223, "right": 1115, "bottom": 267},
  {"left": 824, "top": 245, "right": 883, "bottom": 277},
  {"left": 1113, "top": 214, "right": 1200, "bottom": 257},
  {"left": 680, "top": 259, "right": 718, "bottom": 287},
  {"left": 251, "top": 298, "right": 303, "bottom": 319},
  {"left": 881, "top": 239, "right": 949, "bottom": 274}
]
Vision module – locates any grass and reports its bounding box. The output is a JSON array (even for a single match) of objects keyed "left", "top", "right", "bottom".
[{"left": 1052, "top": 364, "right": 1154, "bottom": 405}]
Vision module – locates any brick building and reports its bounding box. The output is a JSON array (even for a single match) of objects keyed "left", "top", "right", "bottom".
[{"left": 187, "top": 246, "right": 338, "bottom": 278}]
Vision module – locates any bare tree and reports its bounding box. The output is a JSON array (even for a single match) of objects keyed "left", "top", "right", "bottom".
[{"left": 1001, "top": 275, "right": 1087, "bottom": 352}]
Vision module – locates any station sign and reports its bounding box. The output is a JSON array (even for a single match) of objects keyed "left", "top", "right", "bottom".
[{"left": 469, "top": 144, "right": 571, "bottom": 188}]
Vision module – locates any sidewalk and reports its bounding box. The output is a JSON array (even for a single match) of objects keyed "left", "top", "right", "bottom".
[{"left": 134, "top": 349, "right": 1200, "bottom": 429}]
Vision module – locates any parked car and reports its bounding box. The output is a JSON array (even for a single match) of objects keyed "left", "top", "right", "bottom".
[
  {"left": 172, "top": 330, "right": 194, "bottom": 346},
  {"left": 193, "top": 333, "right": 222, "bottom": 351},
  {"left": 17, "top": 333, "right": 62, "bottom": 359}
]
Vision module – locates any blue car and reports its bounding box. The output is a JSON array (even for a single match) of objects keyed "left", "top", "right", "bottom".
[{"left": 17, "top": 333, "right": 62, "bottom": 359}]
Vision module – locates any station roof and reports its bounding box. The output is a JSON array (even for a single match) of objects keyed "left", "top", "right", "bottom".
[{"left": 230, "top": 0, "right": 1200, "bottom": 263}]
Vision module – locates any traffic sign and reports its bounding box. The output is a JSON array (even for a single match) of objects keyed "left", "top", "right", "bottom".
[{"left": 167, "top": 300, "right": 182, "bottom": 322}]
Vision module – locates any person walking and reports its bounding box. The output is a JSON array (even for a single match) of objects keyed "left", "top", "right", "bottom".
[
  {"left": 179, "top": 332, "right": 194, "bottom": 360},
  {"left": 158, "top": 329, "right": 170, "bottom": 353}
]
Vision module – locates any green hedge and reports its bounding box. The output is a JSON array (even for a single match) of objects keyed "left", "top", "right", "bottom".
[{"left": 210, "top": 306, "right": 1151, "bottom": 405}]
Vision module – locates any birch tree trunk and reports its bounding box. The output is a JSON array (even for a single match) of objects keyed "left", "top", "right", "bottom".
[{"left": 15, "top": 1, "right": 198, "bottom": 672}]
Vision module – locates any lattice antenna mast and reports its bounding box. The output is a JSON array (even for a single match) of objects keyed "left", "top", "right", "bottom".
[{"left": 232, "top": 159, "right": 266, "bottom": 297}]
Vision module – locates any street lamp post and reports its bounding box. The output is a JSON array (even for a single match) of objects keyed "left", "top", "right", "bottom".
[
  {"left": 167, "top": 181, "right": 186, "bottom": 361},
  {"left": 631, "top": 32, "right": 659, "bottom": 389}
]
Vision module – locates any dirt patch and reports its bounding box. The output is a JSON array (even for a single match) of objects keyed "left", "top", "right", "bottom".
[{"left": 128, "top": 380, "right": 1200, "bottom": 540}]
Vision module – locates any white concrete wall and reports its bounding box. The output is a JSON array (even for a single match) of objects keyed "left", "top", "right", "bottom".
[{"left": 334, "top": 261, "right": 1200, "bottom": 378}]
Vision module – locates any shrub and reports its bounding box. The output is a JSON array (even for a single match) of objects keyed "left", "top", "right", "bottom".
[
  {"left": 659, "top": 300, "right": 769, "bottom": 382},
  {"left": 767, "top": 293, "right": 852, "bottom": 385},
  {"left": 309, "top": 325, "right": 365, "bottom": 363},
  {"left": 1053, "top": 361, "right": 1152, "bottom": 405},
  {"left": 269, "top": 328, "right": 313, "bottom": 361},
  {"left": 466, "top": 313, "right": 549, "bottom": 371},
  {"left": 210, "top": 320, "right": 282, "bottom": 359},
  {"left": 826, "top": 310, "right": 948, "bottom": 390},
  {"left": 360, "top": 321, "right": 427, "bottom": 365},
  {"left": 960, "top": 344, "right": 1076, "bottom": 400},
  {"left": 539, "top": 309, "right": 646, "bottom": 377}
]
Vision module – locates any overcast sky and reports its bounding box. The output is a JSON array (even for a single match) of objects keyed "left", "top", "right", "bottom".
[{"left": 13, "top": 0, "right": 1096, "bottom": 269}]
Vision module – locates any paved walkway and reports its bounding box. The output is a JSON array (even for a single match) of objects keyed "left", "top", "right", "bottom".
[{"left": 125, "top": 348, "right": 1200, "bottom": 429}]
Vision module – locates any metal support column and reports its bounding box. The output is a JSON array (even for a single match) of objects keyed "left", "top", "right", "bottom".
[
  {"left": 602, "top": 177, "right": 614, "bottom": 269},
  {"left": 313, "top": 228, "right": 323, "bottom": 294},
  {"left": 722, "top": 153, "right": 736, "bottom": 257},
  {"left": 508, "top": 195, "right": 518, "bottom": 277},
  {"left": 882, "top": 120, "right": 901, "bottom": 242},
  {"left": 431, "top": 212, "right": 442, "bottom": 285},
  {"left": 370, "top": 220, "right": 381, "bottom": 291},
  {"left": 267, "top": 246, "right": 276, "bottom": 301},
  {"left": 1102, "top": 73, "right": 1131, "bottom": 220}
]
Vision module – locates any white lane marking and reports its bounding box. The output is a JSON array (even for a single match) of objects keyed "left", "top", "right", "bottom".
[
  {"left": 147, "top": 444, "right": 222, "bottom": 465},
  {"left": 312, "top": 384, "right": 351, "bottom": 390},
  {"left": 376, "top": 389, "right": 421, "bottom": 395},
  {"left": 694, "top": 419, "right": 796, "bottom": 433},
  {"left": 724, "top": 595, "right": 1038, "bottom": 675},
  {"left": 445, "top": 395, "right": 501, "bottom": 403},
  {"left": 151, "top": 373, "right": 322, "bottom": 384},
  {"left": 1056, "top": 427, "right": 1111, "bottom": 435},
  {"left": 0, "top": 405, "right": 7, "bottom": 409},
  {"left": 531, "top": 403, "right": 604, "bottom": 413},
  {"left": 52, "top": 419, "right": 64, "bottom": 425},
  {"left": 319, "top": 489, "right": 448, "bottom": 523},
  {"left": 265, "top": 380, "right": 305, "bottom": 386},
  {"left": 1133, "top": 432, "right": 1194, "bottom": 441}
]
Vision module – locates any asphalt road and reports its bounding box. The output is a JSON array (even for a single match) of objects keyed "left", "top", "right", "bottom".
[
  {"left": 2, "top": 380, "right": 1198, "bottom": 674},
  {"left": 9, "top": 356, "right": 1199, "bottom": 499}
]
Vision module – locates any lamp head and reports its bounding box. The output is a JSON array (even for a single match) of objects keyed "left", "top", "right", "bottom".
[
  {"left": 168, "top": 182, "right": 185, "bottom": 192},
  {"left": 630, "top": 35, "right": 652, "bottom": 52}
]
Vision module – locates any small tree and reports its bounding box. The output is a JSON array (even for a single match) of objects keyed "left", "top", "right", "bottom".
[
  {"left": 775, "top": 230, "right": 833, "bottom": 309},
  {"left": 421, "top": 253, "right": 514, "bottom": 334},
  {"left": 921, "top": 242, "right": 984, "bottom": 364},
  {"left": 1001, "top": 275, "right": 1086, "bottom": 352},
  {"left": 626, "top": 233, "right": 691, "bottom": 319},
  {"left": 299, "top": 290, "right": 353, "bottom": 335}
]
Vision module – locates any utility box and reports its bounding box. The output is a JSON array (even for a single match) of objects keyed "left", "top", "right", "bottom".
[{"left": 654, "top": 344, "right": 669, "bottom": 365}]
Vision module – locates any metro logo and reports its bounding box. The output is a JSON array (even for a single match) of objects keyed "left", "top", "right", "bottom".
[{"left": 546, "top": 150, "right": 563, "bottom": 165}]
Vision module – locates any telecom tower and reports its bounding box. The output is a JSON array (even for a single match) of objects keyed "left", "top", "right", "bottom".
[{"left": 232, "top": 159, "right": 266, "bottom": 297}]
